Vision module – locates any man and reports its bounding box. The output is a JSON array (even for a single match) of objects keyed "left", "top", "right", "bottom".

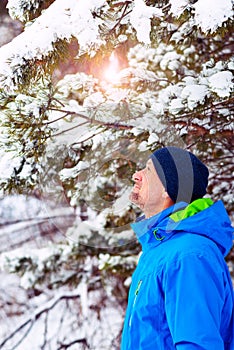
[{"left": 121, "top": 146, "right": 234, "bottom": 350}]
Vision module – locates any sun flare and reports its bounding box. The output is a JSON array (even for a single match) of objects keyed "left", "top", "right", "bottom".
[{"left": 103, "top": 52, "right": 120, "bottom": 83}]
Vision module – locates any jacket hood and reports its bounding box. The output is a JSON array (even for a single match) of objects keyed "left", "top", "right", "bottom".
[{"left": 131, "top": 198, "right": 234, "bottom": 257}]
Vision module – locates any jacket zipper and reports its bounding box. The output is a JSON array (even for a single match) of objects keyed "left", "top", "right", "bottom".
[{"left": 129, "top": 279, "right": 142, "bottom": 327}]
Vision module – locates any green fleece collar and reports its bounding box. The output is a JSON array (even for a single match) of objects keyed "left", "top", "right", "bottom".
[{"left": 169, "top": 198, "right": 213, "bottom": 222}]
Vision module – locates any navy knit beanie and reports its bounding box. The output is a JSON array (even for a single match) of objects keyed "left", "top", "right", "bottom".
[{"left": 150, "top": 147, "right": 209, "bottom": 203}]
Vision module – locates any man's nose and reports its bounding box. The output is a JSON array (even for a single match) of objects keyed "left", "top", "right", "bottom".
[{"left": 132, "top": 170, "right": 143, "bottom": 182}]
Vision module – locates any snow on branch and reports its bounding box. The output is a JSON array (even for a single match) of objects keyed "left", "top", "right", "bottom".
[
  {"left": 7, "top": 0, "right": 47, "bottom": 22},
  {"left": 169, "top": 0, "right": 233, "bottom": 33},
  {"left": 0, "top": 0, "right": 106, "bottom": 91},
  {"left": 1, "top": 0, "right": 233, "bottom": 91},
  {"left": 0, "top": 287, "right": 81, "bottom": 349},
  {"left": 130, "top": 0, "right": 163, "bottom": 44}
]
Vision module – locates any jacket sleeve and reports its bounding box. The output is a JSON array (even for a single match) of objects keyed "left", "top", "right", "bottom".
[{"left": 163, "top": 252, "right": 226, "bottom": 350}]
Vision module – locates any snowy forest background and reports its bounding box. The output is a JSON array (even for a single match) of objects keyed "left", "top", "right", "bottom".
[{"left": 0, "top": 0, "right": 233, "bottom": 349}]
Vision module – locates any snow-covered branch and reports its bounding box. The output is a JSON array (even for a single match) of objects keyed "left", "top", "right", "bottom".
[
  {"left": 0, "top": 287, "right": 81, "bottom": 349},
  {"left": 1, "top": 0, "right": 233, "bottom": 91},
  {"left": 0, "top": 0, "right": 107, "bottom": 90}
]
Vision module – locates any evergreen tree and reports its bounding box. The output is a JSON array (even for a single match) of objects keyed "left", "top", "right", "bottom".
[{"left": 0, "top": 1, "right": 233, "bottom": 348}]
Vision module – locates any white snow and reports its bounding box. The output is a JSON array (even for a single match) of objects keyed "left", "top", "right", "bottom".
[
  {"left": 147, "top": 133, "right": 159, "bottom": 145},
  {"left": 111, "top": 188, "right": 132, "bottom": 215},
  {"left": 193, "top": 0, "right": 233, "bottom": 33},
  {"left": 169, "top": 0, "right": 189, "bottom": 17},
  {"left": 59, "top": 161, "right": 90, "bottom": 180},
  {"left": 0, "top": 0, "right": 106, "bottom": 90},
  {"left": 130, "top": 0, "right": 163, "bottom": 44},
  {"left": 181, "top": 84, "right": 208, "bottom": 110},
  {"left": 1, "top": 0, "right": 233, "bottom": 91},
  {"left": 160, "top": 51, "right": 181, "bottom": 71},
  {"left": 169, "top": 0, "right": 233, "bottom": 33},
  {"left": 169, "top": 98, "right": 184, "bottom": 114},
  {"left": 0, "top": 152, "right": 21, "bottom": 180},
  {"left": 0, "top": 195, "right": 46, "bottom": 223},
  {"left": 208, "top": 71, "right": 233, "bottom": 98}
]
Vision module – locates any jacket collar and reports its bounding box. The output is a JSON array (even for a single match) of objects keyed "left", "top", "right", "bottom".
[{"left": 131, "top": 202, "right": 187, "bottom": 251}]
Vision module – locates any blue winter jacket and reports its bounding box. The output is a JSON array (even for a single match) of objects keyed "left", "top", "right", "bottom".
[{"left": 121, "top": 199, "right": 234, "bottom": 350}]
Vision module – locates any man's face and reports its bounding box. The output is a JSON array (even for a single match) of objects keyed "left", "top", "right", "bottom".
[{"left": 129, "top": 159, "right": 166, "bottom": 214}]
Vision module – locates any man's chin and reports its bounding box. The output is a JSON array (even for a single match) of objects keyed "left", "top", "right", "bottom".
[
  {"left": 129, "top": 191, "right": 138, "bottom": 202},
  {"left": 129, "top": 192, "right": 144, "bottom": 209}
]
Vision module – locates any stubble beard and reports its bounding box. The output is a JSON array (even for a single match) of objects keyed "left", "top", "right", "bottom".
[{"left": 129, "top": 190, "right": 145, "bottom": 209}]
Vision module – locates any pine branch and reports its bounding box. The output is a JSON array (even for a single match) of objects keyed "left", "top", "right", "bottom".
[
  {"left": 7, "top": 0, "right": 55, "bottom": 22},
  {"left": 108, "top": 1, "right": 132, "bottom": 35},
  {"left": 171, "top": 96, "right": 234, "bottom": 121},
  {"left": 48, "top": 108, "right": 135, "bottom": 135}
]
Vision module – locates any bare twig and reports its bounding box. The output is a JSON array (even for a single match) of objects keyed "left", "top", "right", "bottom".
[
  {"left": 11, "top": 320, "right": 34, "bottom": 350},
  {"left": 0, "top": 289, "right": 81, "bottom": 349},
  {"left": 57, "top": 338, "right": 90, "bottom": 350},
  {"left": 51, "top": 121, "right": 89, "bottom": 138},
  {"left": 48, "top": 108, "right": 134, "bottom": 132},
  {"left": 41, "top": 311, "right": 49, "bottom": 350},
  {"left": 0, "top": 213, "right": 75, "bottom": 227},
  {"left": 43, "top": 112, "right": 71, "bottom": 125},
  {"left": 108, "top": 1, "right": 132, "bottom": 35}
]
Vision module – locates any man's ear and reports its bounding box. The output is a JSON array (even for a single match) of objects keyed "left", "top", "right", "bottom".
[
  {"left": 162, "top": 189, "right": 169, "bottom": 199},
  {"left": 162, "top": 190, "right": 174, "bottom": 206}
]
